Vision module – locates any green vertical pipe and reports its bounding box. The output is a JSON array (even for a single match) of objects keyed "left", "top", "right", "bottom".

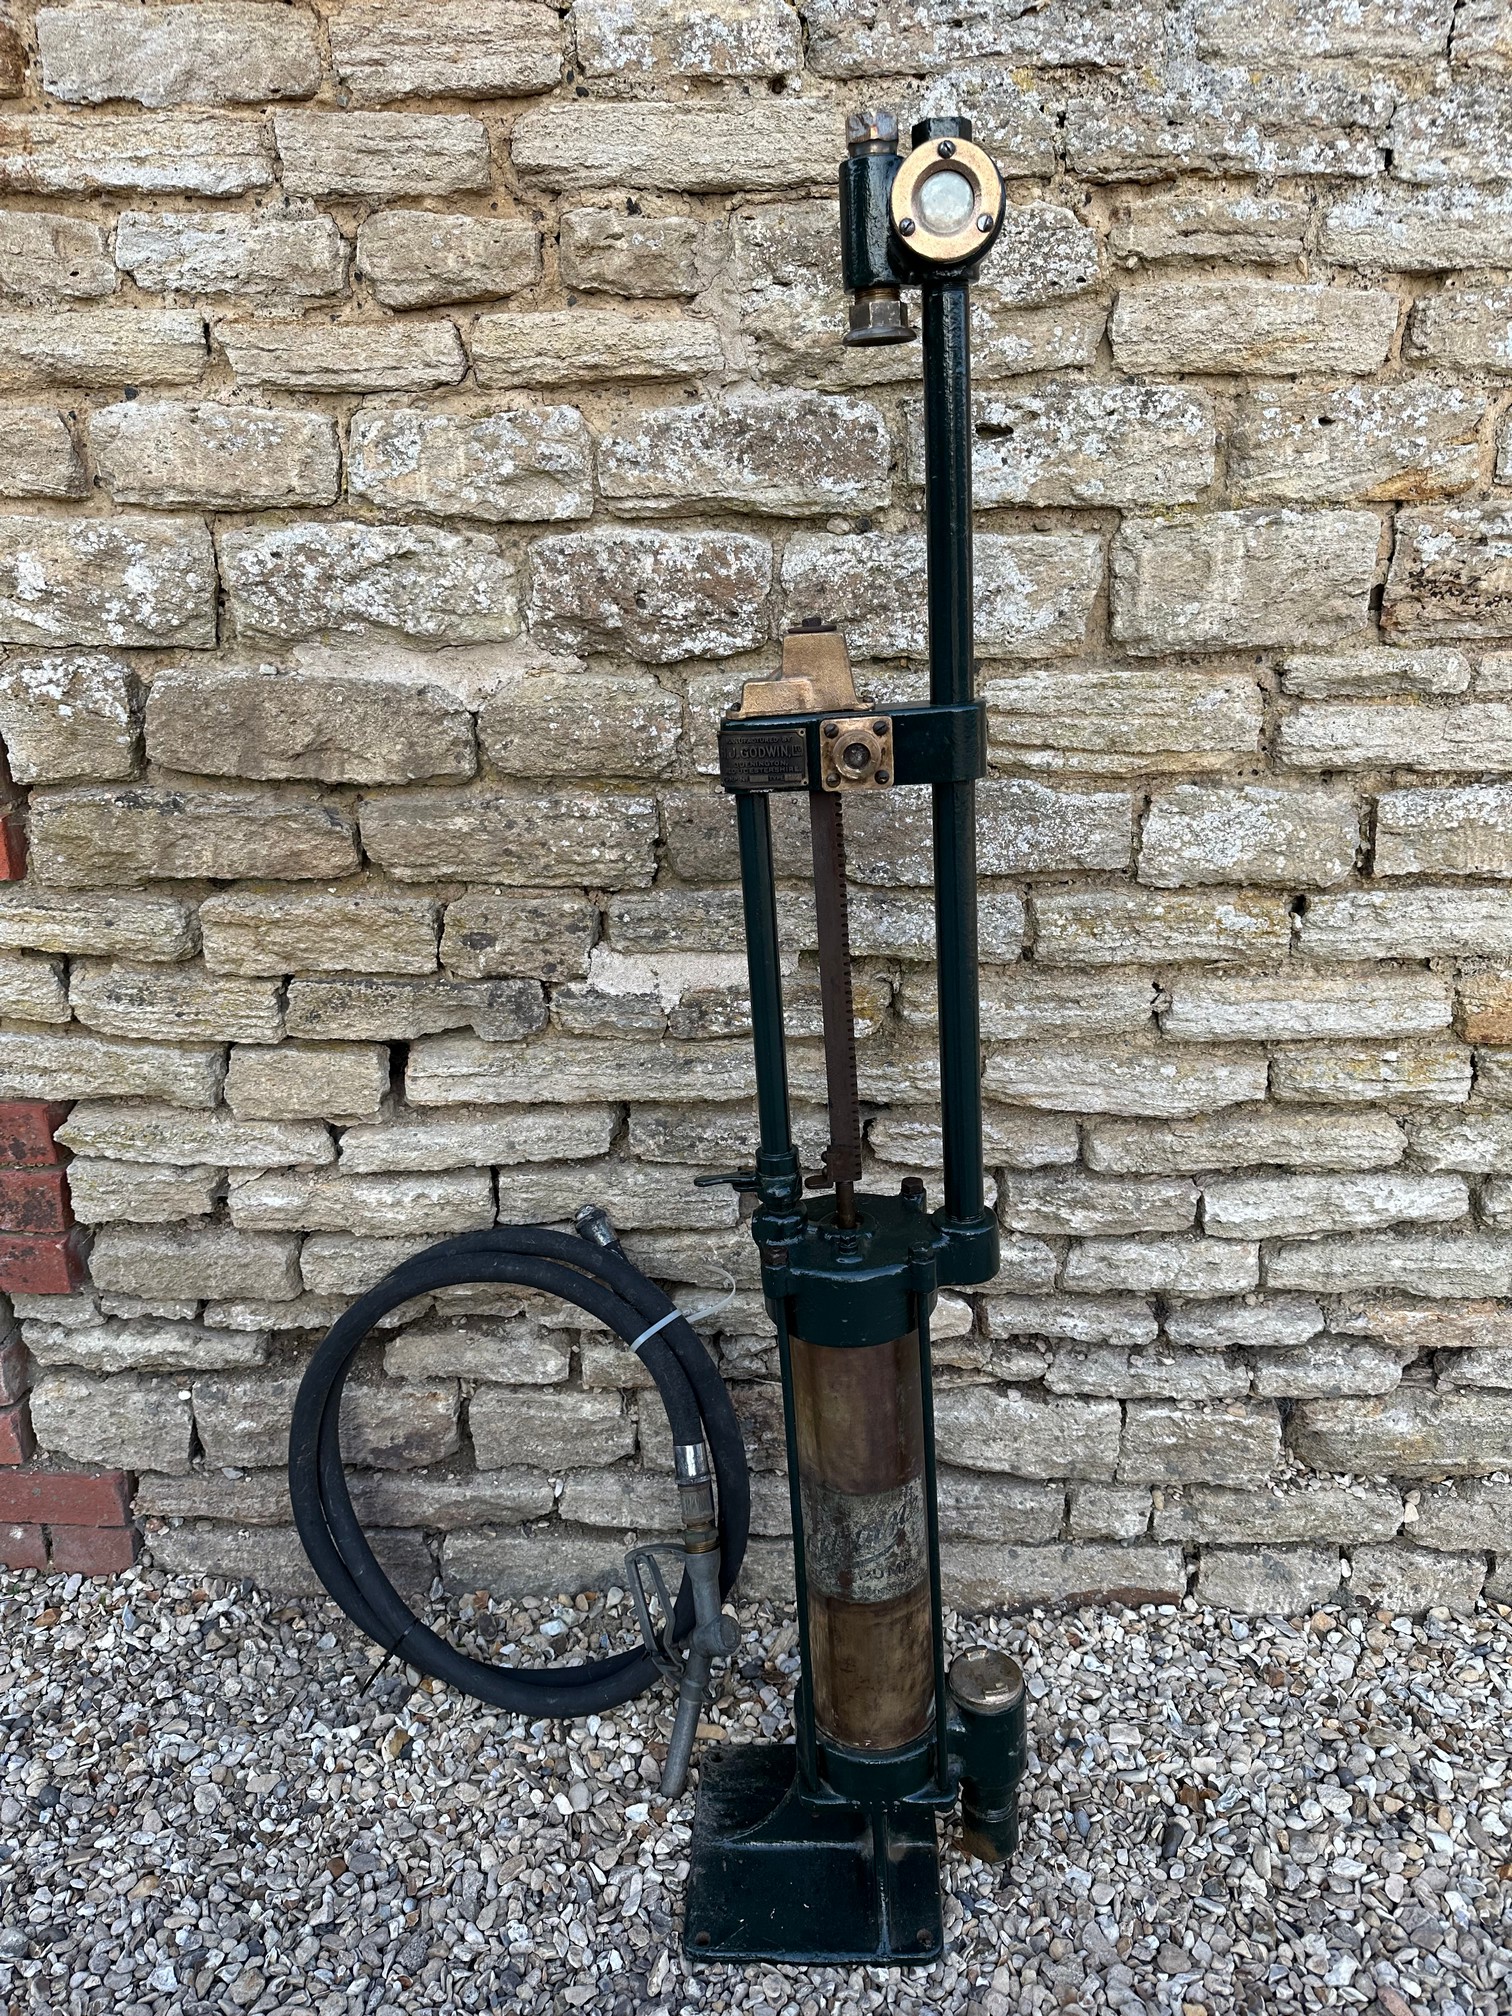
[
  {"left": 735, "top": 789, "right": 794, "bottom": 1165},
  {"left": 920, "top": 277, "right": 985, "bottom": 1224}
]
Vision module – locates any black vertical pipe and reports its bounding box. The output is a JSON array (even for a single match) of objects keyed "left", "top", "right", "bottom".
[
  {"left": 735, "top": 790, "right": 794, "bottom": 1163},
  {"left": 920, "top": 277, "right": 984, "bottom": 1224}
]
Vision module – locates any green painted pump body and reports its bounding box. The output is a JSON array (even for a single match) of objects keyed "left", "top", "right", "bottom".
[{"left": 681, "top": 114, "right": 1028, "bottom": 1969}]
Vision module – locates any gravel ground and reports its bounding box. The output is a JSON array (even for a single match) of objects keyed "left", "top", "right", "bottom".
[{"left": 1, "top": 1567, "right": 1510, "bottom": 2016}]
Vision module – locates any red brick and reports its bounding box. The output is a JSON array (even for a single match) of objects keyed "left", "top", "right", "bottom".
[
  {"left": 47, "top": 1523, "right": 140, "bottom": 1574},
  {"left": 0, "top": 1166, "right": 72, "bottom": 1236},
  {"left": 0, "top": 1465, "right": 131, "bottom": 1525},
  {"left": 0, "top": 1226, "right": 89, "bottom": 1294},
  {"left": 0, "top": 814, "right": 25, "bottom": 879},
  {"left": 0, "top": 1101, "right": 72, "bottom": 1169},
  {"left": 0, "top": 1333, "right": 32, "bottom": 1406},
  {"left": 0, "top": 1401, "right": 34, "bottom": 1465},
  {"left": 0, "top": 1522, "right": 46, "bottom": 1570}
]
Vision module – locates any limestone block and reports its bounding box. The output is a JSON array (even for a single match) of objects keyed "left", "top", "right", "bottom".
[
  {"left": 0, "top": 512, "right": 214, "bottom": 648},
  {"left": 226, "top": 1041, "right": 390, "bottom": 1122},
  {"left": 1385, "top": 503, "right": 1512, "bottom": 641},
  {"left": 479, "top": 672, "right": 680, "bottom": 779},
  {"left": 67, "top": 1158, "right": 223, "bottom": 1224},
  {"left": 1285, "top": 698, "right": 1512, "bottom": 774},
  {"left": 984, "top": 1295, "right": 1158, "bottom": 1348},
  {"left": 1297, "top": 887, "right": 1512, "bottom": 959},
  {"left": 941, "top": 1472, "right": 1065, "bottom": 1543},
  {"left": 598, "top": 390, "right": 889, "bottom": 516},
  {"left": 1289, "top": 1389, "right": 1512, "bottom": 1472},
  {"left": 1157, "top": 1479, "right": 1400, "bottom": 1543},
  {"left": 1109, "top": 282, "right": 1396, "bottom": 375},
  {"left": 199, "top": 887, "right": 439, "bottom": 977},
  {"left": 440, "top": 888, "right": 597, "bottom": 981},
  {"left": 1119, "top": 1400, "right": 1281, "bottom": 1486},
  {"left": 1280, "top": 645, "right": 1469, "bottom": 697},
  {"left": 1163, "top": 971, "right": 1450, "bottom": 1043},
  {"left": 0, "top": 950, "right": 68, "bottom": 1023},
  {"left": 934, "top": 1384, "right": 1121, "bottom": 1482},
  {"left": 805, "top": 0, "right": 1159, "bottom": 72},
  {"left": 31, "top": 1369, "right": 193, "bottom": 1472},
  {"left": 1032, "top": 888, "right": 1292, "bottom": 965},
  {"left": 274, "top": 109, "right": 489, "bottom": 198},
  {"left": 1046, "top": 1346, "right": 1247, "bottom": 1402},
  {"left": 297, "top": 1234, "right": 432, "bottom": 1297},
  {"left": 1230, "top": 384, "right": 1482, "bottom": 506},
  {"left": 558, "top": 208, "right": 700, "bottom": 297},
  {"left": 330, "top": 0, "right": 559, "bottom": 97},
  {"left": 406, "top": 1032, "right": 755, "bottom": 1105},
  {"left": 985, "top": 664, "right": 1263, "bottom": 774},
  {"left": 216, "top": 319, "right": 465, "bottom": 392},
  {"left": 92, "top": 401, "right": 339, "bottom": 510},
  {"left": 0, "top": 886, "right": 197, "bottom": 960},
  {"left": 1251, "top": 1339, "right": 1407, "bottom": 1399},
  {"left": 1411, "top": 1110, "right": 1512, "bottom": 1171},
  {"left": 356, "top": 212, "right": 541, "bottom": 310},
  {"left": 1391, "top": 80, "right": 1512, "bottom": 184},
  {"left": 998, "top": 1172, "right": 1196, "bottom": 1238},
  {"left": 195, "top": 1370, "right": 459, "bottom": 1469},
  {"left": 1086, "top": 1108, "right": 1404, "bottom": 1177},
  {"left": 348, "top": 405, "right": 591, "bottom": 522},
  {"left": 1268, "top": 1233, "right": 1512, "bottom": 1298},
  {"left": 28, "top": 784, "right": 357, "bottom": 886},
  {"left": 1065, "top": 1236, "right": 1259, "bottom": 1298},
  {"left": 0, "top": 210, "right": 115, "bottom": 299},
  {"left": 221, "top": 521, "right": 516, "bottom": 644},
  {"left": 70, "top": 959, "right": 282, "bottom": 1044},
  {"left": 58, "top": 1099, "right": 333, "bottom": 1169},
  {"left": 1271, "top": 1040, "right": 1472, "bottom": 1105},
  {"left": 979, "top": 204, "right": 1100, "bottom": 309},
  {"left": 24, "top": 1315, "right": 264, "bottom": 1373},
  {"left": 944, "top": 1541, "right": 1187, "bottom": 1611},
  {"left": 1375, "top": 782, "right": 1512, "bottom": 875},
  {"left": 469, "top": 309, "right": 722, "bottom": 388},
  {"left": 781, "top": 531, "right": 1102, "bottom": 661},
  {"left": 1202, "top": 1171, "right": 1468, "bottom": 1240},
  {"left": 1406, "top": 285, "right": 1512, "bottom": 370},
  {"left": 1351, "top": 1544, "right": 1485, "bottom": 1614},
  {"left": 574, "top": 0, "right": 800, "bottom": 76},
  {"left": 1197, "top": 0, "right": 1450, "bottom": 58},
  {"left": 0, "top": 1028, "right": 222, "bottom": 1106},
  {"left": 359, "top": 784, "right": 657, "bottom": 886},
  {"left": 1196, "top": 1547, "right": 1341, "bottom": 1616},
  {"left": 1413, "top": 1478, "right": 1512, "bottom": 1549},
  {"left": 145, "top": 660, "right": 475, "bottom": 786},
  {"left": 509, "top": 99, "right": 843, "bottom": 193},
  {"left": 0, "top": 113, "right": 276, "bottom": 196},
  {"left": 1111, "top": 510, "right": 1379, "bottom": 653},
  {"left": 90, "top": 1221, "right": 302, "bottom": 1301},
  {"left": 0, "top": 406, "right": 85, "bottom": 499},
  {"left": 0, "top": 308, "right": 205, "bottom": 388},
  {"left": 528, "top": 528, "right": 770, "bottom": 662},
  {"left": 384, "top": 1318, "right": 567, "bottom": 1385},
  {"left": 1109, "top": 186, "right": 1308, "bottom": 265},
  {"left": 926, "top": 383, "right": 1214, "bottom": 510},
  {"left": 509, "top": 1158, "right": 738, "bottom": 1232},
  {"left": 339, "top": 1103, "right": 614, "bottom": 1173},
  {"left": 37, "top": 3, "right": 319, "bottom": 105},
  {"left": 286, "top": 974, "right": 543, "bottom": 1044},
  {"left": 0, "top": 649, "right": 139, "bottom": 783},
  {"left": 1067, "top": 72, "right": 1392, "bottom": 183},
  {"left": 469, "top": 1384, "right": 634, "bottom": 1470},
  {"left": 1140, "top": 784, "right": 1357, "bottom": 888},
  {"left": 1068, "top": 1484, "right": 1152, "bottom": 1541},
  {"left": 1164, "top": 1298, "right": 1326, "bottom": 1351},
  {"left": 1460, "top": 971, "right": 1512, "bottom": 1042},
  {"left": 985, "top": 1042, "right": 1266, "bottom": 1120},
  {"left": 227, "top": 1167, "right": 493, "bottom": 1237},
  {"left": 1321, "top": 183, "right": 1512, "bottom": 271},
  {"left": 903, "top": 967, "right": 1152, "bottom": 1044},
  {"left": 115, "top": 208, "right": 347, "bottom": 298}
]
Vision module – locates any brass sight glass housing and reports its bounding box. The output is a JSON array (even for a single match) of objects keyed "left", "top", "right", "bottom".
[{"left": 889, "top": 134, "right": 1005, "bottom": 268}]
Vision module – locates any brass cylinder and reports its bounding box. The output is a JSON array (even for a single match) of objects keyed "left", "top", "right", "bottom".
[{"left": 789, "top": 1329, "right": 934, "bottom": 1752}]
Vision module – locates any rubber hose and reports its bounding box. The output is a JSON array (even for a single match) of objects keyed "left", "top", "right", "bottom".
[{"left": 288, "top": 1223, "right": 750, "bottom": 1717}]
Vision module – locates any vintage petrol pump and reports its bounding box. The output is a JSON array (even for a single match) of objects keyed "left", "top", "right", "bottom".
[
  {"left": 679, "top": 109, "right": 1027, "bottom": 1964},
  {"left": 290, "top": 106, "right": 1026, "bottom": 1974}
]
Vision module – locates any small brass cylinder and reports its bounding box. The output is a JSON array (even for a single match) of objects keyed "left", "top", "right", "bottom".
[{"left": 789, "top": 1329, "right": 934, "bottom": 1752}]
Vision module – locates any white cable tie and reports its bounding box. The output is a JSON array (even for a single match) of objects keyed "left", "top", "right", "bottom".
[{"left": 627, "top": 1268, "right": 738, "bottom": 1356}]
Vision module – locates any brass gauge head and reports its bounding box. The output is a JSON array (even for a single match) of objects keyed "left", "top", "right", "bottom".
[{"left": 888, "top": 133, "right": 1005, "bottom": 268}]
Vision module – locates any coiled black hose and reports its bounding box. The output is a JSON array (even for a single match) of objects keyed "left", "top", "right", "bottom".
[{"left": 288, "top": 1222, "right": 750, "bottom": 1716}]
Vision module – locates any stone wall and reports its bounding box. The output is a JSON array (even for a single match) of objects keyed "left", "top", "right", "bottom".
[{"left": 0, "top": 0, "right": 1510, "bottom": 1616}]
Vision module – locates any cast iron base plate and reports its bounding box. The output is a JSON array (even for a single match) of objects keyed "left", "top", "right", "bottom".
[{"left": 683, "top": 1741, "right": 942, "bottom": 1965}]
